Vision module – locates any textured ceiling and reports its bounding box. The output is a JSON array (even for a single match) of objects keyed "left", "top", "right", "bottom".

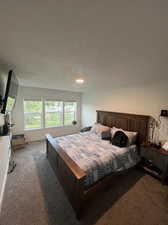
[{"left": 0, "top": 0, "right": 167, "bottom": 92}]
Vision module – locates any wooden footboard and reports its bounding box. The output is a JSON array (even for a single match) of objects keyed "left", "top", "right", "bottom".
[
  {"left": 46, "top": 134, "right": 138, "bottom": 218},
  {"left": 45, "top": 134, "right": 86, "bottom": 218}
]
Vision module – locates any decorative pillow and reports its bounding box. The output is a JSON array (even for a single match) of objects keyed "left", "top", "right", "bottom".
[
  {"left": 90, "top": 123, "right": 100, "bottom": 133},
  {"left": 80, "top": 126, "right": 92, "bottom": 132},
  {"left": 91, "top": 123, "right": 110, "bottom": 135},
  {"left": 111, "top": 131, "right": 129, "bottom": 147},
  {"left": 111, "top": 127, "right": 137, "bottom": 145},
  {"left": 101, "top": 130, "right": 111, "bottom": 141},
  {"left": 97, "top": 124, "right": 110, "bottom": 135}
]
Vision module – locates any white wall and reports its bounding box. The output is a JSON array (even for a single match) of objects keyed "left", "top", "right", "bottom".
[
  {"left": 82, "top": 80, "right": 168, "bottom": 143},
  {"left": 12, "top": 86, "right": 82, "bottom": 142}
]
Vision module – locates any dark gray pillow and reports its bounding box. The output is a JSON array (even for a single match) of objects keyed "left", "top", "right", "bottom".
[
  {"left": 101, "top": 130, "right": 111, "bottom": 141},
  {"left": 111, "top": 131, "right": 128, "bottom": 147}
]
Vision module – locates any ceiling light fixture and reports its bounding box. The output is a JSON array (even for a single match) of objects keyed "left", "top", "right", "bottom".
[{"left": 75, "top": 78, "right": 84, "bottom": 84}]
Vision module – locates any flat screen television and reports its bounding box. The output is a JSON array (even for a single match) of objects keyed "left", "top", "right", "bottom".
[{"left": 0, "top": 70, "right": 19, "bottom": 114}]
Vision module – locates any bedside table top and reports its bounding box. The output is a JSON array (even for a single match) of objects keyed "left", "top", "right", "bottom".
[{"left": 141, "top": 142, "right": 168, "bottom": 156}]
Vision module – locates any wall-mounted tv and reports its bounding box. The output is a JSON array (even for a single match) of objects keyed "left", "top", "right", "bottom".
[{"left": 0, "top": 70, "right": 19, "bottom": 114}]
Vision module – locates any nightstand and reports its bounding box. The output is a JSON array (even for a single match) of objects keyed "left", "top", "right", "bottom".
[{"left": 140, "top": 143, "right": 168, "bottom": 184}]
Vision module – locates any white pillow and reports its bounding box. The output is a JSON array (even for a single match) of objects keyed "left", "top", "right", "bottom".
[
  {"left": 91, "top": 123, "right": 110, "bottom": 135},
  {"left": 90, "top": 123, "right": 100, "bottom": 133},
  {"left": 97, "top": 124, "right": 110, "bottom": 135},
  {"left": 125, "top": 130, "right": 138, "bottom": 145},
  {"left": 111, "top": 127, "right": 138, "bottom": 145},
  {"left": 111, "top": 127, "right": 122, "bottom": 137}
]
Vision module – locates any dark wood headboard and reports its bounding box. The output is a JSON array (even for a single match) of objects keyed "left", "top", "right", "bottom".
[{"left": 97, "top": 111, "right": 149, "bottom": 144}]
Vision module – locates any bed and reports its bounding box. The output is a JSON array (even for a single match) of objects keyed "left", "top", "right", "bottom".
[{"left": 46, "top": 111, "right": 149, "bottom": 218}]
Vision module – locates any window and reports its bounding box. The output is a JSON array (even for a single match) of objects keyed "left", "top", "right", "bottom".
[
  {"left": 23, "top": 100, "right": 77, "bottom": 130},
  {"left": 64, "top": 102, "right": 77, "bottom": 125},
  {"left": 24, "top": 100, "right": 42, "bottom": 129},
  {"left": 45, "top": 101, "right": 63, "bottom": 127},
  {"left": 6, "top": 97, "right": 15, "bottom": 112}
]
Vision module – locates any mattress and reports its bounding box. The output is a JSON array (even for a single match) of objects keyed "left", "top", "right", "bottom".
[{"left": 55, "top": 132, "right": 140, "bottom": 186}]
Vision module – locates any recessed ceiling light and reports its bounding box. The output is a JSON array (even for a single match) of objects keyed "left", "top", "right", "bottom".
[{"left": 75, "top": 78, "right": 84, "bottom": 84}]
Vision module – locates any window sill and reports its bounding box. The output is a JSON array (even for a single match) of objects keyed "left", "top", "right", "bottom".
[{"left": 24, "top": 125, "right": 79, "bottom": 132}]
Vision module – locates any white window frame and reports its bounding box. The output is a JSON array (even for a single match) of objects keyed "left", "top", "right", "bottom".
[
  {"left": 63, "top": 101, "right": 77, "bottom": 126},
  {"left": 44, "top": 100, "right": 63, "bottom": 128},
  {"left": 23, "top": 99, "right": 43, "bottom": 130},
  {"left": 23, "top": 99, "right": 78, "bottom": 130}
]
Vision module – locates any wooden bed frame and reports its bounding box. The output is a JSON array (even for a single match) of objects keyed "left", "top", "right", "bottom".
[{"left": 46, "top": 111, "right": 149, "bottom": 218}]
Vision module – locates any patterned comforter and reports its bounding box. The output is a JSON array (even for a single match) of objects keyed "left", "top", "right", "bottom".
[{"left": 55, "top": 132, "right": 140, "bottom": 187}]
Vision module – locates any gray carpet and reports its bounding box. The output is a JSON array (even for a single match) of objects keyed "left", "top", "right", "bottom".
[{"left": 1, "top": 141, "right": 168, "bottom": 225}]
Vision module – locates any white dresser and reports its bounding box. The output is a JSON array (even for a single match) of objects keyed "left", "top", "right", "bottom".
[{"left": 0, "top": 136, "right": 11, "bottom": 213}]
